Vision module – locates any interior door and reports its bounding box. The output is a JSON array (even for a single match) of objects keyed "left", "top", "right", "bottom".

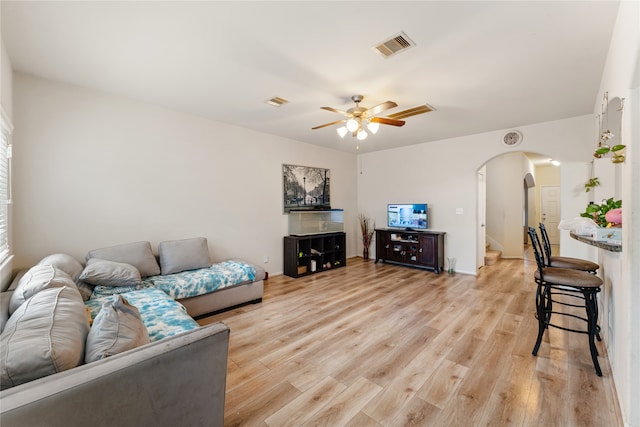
[{"left": 541, "top": 186, "right": 560, "bottom": 245}]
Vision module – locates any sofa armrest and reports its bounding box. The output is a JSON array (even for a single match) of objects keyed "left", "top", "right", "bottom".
[
  {"left": 0, "top": 290, "right": 11, "bottom": 333},
  {"left": 0, "top": 322, "right": 230, "bottom": 427},
  {"left": 1, "top": 269, "right": 26, "bottom": 332}
]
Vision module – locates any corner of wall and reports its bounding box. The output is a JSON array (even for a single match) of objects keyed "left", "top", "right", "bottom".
[{"left": 0, "top": 254, "right": 14, "bottom": 292}]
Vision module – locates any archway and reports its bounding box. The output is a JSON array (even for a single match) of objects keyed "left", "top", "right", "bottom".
[{"left": 477, "top": 151, "right": 560, "bottom": 268}]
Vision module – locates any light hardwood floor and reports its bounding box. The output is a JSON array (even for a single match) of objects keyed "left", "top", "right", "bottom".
[{"left": 198, "top": 256, "right": 623, "bottom": 426}]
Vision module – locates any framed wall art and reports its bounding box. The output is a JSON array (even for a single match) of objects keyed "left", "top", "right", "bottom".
[{"left": 282, "top": 164, "right": 330, "bottom": 213}]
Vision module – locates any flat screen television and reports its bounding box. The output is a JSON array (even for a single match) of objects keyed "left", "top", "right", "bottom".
[{"left": 387, "top": 203, "right": 428, "bottom": 230}]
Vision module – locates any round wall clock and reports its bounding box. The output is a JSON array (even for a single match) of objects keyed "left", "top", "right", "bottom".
[{"left": 503, "top": 130, "right": 523, "bottom": 147}]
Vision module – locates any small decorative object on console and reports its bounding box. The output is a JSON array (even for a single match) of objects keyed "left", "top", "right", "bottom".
[{"left": 358, "top": 213, "right": 375, "bottom": 260}]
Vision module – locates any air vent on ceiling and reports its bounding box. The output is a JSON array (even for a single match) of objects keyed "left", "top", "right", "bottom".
[
  {"left": 266, "top": 96, "right": 289, "bottom": 107},
  {"left": 373, "top": 31, "right": 415, "bottom": 58}
]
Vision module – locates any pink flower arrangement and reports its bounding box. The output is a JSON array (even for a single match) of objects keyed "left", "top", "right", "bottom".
[{"left": 605, "top": 208, "right": 622, "bottom": 226}]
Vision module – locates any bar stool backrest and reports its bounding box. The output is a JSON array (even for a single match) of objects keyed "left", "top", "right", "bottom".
[
  {"left": 527, "top": 227, "right": 546, "bottom": 276},
  {"left": 538, "top": 223, "right": 554, "bottom": 266}
]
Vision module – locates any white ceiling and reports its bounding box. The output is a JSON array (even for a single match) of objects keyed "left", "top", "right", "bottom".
[{"left": 1, "top": 1, "right": 620, "bottom": 154}]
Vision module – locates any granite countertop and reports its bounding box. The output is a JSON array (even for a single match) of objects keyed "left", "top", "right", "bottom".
[{"left": 570, "top": 232, "right": 622, "bottom": 252}]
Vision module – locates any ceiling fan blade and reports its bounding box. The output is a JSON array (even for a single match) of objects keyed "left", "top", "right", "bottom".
[
  {"left": 386, "top": 104, "right": 434, "bottom": 120},
  {"left": 370, "top": 117, "right": 406, "bottom": 127},
  {"left": 366, "top": 101, "right": 398, "bottom": 116},
  {"left": 321, "top": 106, "right": 349, "bottom": 116},
  {"left": 312, "top": 119, "right": 346, "bottom": 130}
]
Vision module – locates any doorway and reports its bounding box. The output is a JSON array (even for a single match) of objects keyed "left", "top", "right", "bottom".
[
  {"left": 480, "top": 152, "right": 560, "bottom": 265},
  {"left": 541, "top": 185, "right": 561, "bottom": 245}
]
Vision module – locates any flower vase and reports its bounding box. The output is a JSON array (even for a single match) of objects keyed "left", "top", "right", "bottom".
[
  {"left": 363, "top": 247, "right": 370, "bottom": 260},
  {"left": 447, "top": 257, "right": 456, "bottom": 274}
]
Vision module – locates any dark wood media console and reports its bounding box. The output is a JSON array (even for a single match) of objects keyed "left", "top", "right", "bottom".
[{"left": 375, "top": 228, "right": 445, "bottom": 273}]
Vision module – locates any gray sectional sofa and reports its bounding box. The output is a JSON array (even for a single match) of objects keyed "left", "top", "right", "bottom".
[
  {"left": 0, "top": 322, "right": 230, "bottom": 427},
  {"left": 80, "top": 238, "right": 265, "bottom": 318},
  {"left": 0, "top": 237, "right": 265, "bottom": 425}
]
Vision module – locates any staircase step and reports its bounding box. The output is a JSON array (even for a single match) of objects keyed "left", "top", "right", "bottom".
[{"left": 485, "top": 249, "right": 501, "bottom": 265}]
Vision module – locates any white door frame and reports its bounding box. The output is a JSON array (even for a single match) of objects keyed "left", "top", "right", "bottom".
[{"left": 476, "top": 167, "right": 486, "bottom": 270}]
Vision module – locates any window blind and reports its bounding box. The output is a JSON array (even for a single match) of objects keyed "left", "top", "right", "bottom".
[{"left": 0, "top": 109, "right": 12, "bottom": 263}]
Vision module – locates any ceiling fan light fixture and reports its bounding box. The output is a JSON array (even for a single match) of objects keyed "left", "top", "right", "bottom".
[
  {"left": 313, "top": 94, "right": 427, "bottom": 149},
  {"left": 367, "top": 121, "right": 379, "bottom": 134},
  {"left": 346, "top": 119, "right": 359, "bottom": 132}
]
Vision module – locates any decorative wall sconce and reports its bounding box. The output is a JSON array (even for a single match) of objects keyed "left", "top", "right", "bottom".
[{"left": 593, "top": 92, "right": 625, "bottom": 163}]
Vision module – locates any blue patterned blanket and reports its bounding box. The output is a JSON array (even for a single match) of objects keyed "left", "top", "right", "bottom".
[
  {"left": 85, "top": 289, "right": 199, "bottom": 342},
  {"left": 90, "top": 260, "right": 257, "bottom": 300}
]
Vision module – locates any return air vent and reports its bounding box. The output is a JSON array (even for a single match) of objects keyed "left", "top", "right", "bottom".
[
  {"left": 266, "top": 96, "right": 289, "bottom": 107},
  {"left": 373, "top": 31, "right": 415, "bottom": 58}
]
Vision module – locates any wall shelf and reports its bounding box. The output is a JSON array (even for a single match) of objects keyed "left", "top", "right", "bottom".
[{"left": 570, "top": 232, "right": 621, "bottom": 252}]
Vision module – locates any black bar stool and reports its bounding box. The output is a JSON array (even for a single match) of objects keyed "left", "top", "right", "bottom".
[
  {"left": 539, "top": 223, "right": 599, "bottom": 273},
  {"left": 527, "top": 227, "right": 604, "bottom": 376}
]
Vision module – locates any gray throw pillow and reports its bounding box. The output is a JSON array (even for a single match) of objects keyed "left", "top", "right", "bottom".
[
  {"left": 86, "top": 241, "right": 160, "bottom": 277},
  {"left": 8, "top": 265, "right": 77, "bottom": 315},
  {"left": 1, "top": 286, "right": 90, "bottom": 390},
  {"left": 37, "top": 253, "right": 84, "bottom": 283},
  {"left": 85, "top": 294, "right": 150, "bottom": 363},
  {"left": 79, "top": 258, "right": 141, "bottom": 287},
  {"left": 158, "top": 237, "right": 212, "bottom": 275},
  {"left": 75, "top": 281, "right": 95, "bottom": 302}
]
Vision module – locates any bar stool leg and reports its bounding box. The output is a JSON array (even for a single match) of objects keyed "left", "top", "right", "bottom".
[
  {"left": 593, "top": 293, "right": 602, "bottom": 342},
  {"left": 533, "top": 283, "right": 549, "bottom": 356},
  {"left": 585, "top": 291, "right": 603, "bottom": 376}
]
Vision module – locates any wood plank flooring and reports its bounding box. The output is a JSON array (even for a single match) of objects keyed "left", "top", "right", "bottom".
[{"left": 198, "top": 257, "right": 623, "bottom": 426}]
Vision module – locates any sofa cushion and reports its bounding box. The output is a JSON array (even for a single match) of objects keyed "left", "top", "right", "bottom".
[
  {"left": 8, "top": 265, "right": 76, "bottom": 315},
  {"left": 85, "top": 294, "right": 150, "bottom": 363},
  {"left": 158, "top": 237, "right": 212, "bottom": 275},
  {"left": 143, "top": 259, "right": 256, "bottom": 300},
  {"left": 75, "top": 281, "right": 96, "bottom": 302},
  {"left": 86, "top": 241, "right": 160, "bottom": 277},
  {"left": 37, "top": 253, "right": 84, "bottom": 283},
  {"left": 85, "top": 289, "right": 199, "bottom": 342},
  {"left": 79, "top": 258, "right": 142, "bottom": 287},
  {"left": 0, "top": 286, "right": 90, "bottom": 389}
]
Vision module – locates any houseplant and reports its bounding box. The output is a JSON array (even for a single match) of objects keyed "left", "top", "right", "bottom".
[
  {"left": 584, "top": 177, "right": 600, "bottom": 192},
  {"left": 580, "top": 197, "right": 622, "bottom": 227},
  {"left": 358, "top": 213, "right": 375, "bottom": 260}
]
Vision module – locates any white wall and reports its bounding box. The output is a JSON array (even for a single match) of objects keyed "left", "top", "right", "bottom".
[
  {"left": 1, "top": 41, "right": 12, "bottom": 119},
  {"left": 12, "top": 73, "right": 359, "bottom": 273},
  {"left": 592, "top": 1, "right": 640, "bottom": 425},
  {"left": 358, "top": 115, "right": 594, "bottom": 275}
]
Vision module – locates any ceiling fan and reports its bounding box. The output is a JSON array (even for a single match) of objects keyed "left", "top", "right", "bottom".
[{"left": 311, "top": 94, "right": 433, "bottom": 144}]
